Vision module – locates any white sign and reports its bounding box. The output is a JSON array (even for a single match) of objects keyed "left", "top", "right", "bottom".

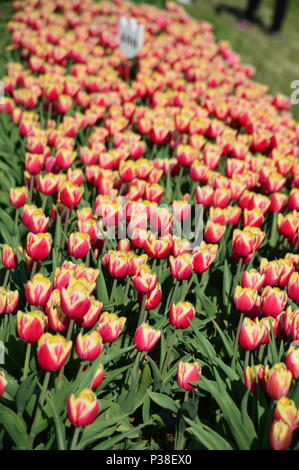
[{"left": 119, "top": 17, "right": 144, "bottom": 59}]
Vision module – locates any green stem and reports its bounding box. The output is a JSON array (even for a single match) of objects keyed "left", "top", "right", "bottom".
[
  {"left": 29, "top": 176, "right": 35, "bottom": 203},
  {"left": 233, "top": 313, "right": 244, "bottom": 351},
  {"left": 47, "top": 101, "right": 52, "bottom": 125},
  {"left": 42, "top": 195, "right": 47, "bottom": 212},
  {"left": 57, "top": 319, "right": 75, "bottom": 389},
  {"left": 70, "top": 427, "right": 81, "bottom": 450},
  {"left": 30, "top": 371, "right": 51, "bottom": 438},
  {"left": 22, "top": 342, "right": 32, "bottom": 381},
  {"left": 30, "top": 260, "right": 37, "bottom": 280},
  {"left": 110, "top": 277, "right": 118, "bottom": 303},
  {"left": 137, "top": 293, "right": 147, "bottom": 327},
  {"left": 173, "top": 167, "right": 183, "bottom": 200},
  {"left": 161, "top": 329, "right": 178, "bottom": 378},
  {"left": 3, "top": 269, "right": 10, "bottom": 288},
  {"left": 61, "top": 208, "right": 70, "bottom": 251},
  {"left": 175, "top": 390, "right": 189, "bottom": 450},
  {"left": 122, "top": 276, "right": 131, "bottom": 304},
  {"left": 13, "top": 208, "right": 19, "bottom": 234},
  {"left": 166, "top": 279, "right": 179, "bottom": 312},
  {"left": 85, "top": 249, "right": 90, "bottom": 267}
]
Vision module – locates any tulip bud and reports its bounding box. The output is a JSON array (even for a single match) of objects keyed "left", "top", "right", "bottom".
[
  {"left": 177, "top": 361, "right": 201, "bottom": 390},
  {"left": 25, "top": 273, "right": 52, "bottom": 306},
  {"left": 76, "top": 297, "right": 103, "bottom": 328},
  {"left": 260, "top": 286, "right": 287, "bottom": 318},
  {"left": 26, "top": 232, "right": 52, "bottom": 260},
  {"left": 117, "top": 239, "right": 131, "bottom": 252},
  {"left": 169, "top": 301, "right": 195, "bottom": 329},
  {"left": 59, "top": 182, "right": 84, "bottom": 208},
  {"left": 234, "top": 286, "right": 258, "bottom": 312},
  {"left": 67, "top": 389, "right": 100, "bottom": 426},
  {"left": 17, "top": 310, "right": 47, "bottom": 342},
  {"left": 169, "top": 254, "right": 193, "bottom": 280},
  {"left": 274, "top": 397, "right": 299, "bottom": 430},
  {"left": 192, "top": 242, "right": 218, "bottom": 273},
  {"left": 37, "top": 333, "right": 72, "bottom": 371},
  {"left": 239, "top": 317, "right": 264, "bottom": 350},
  {"left": 132, "top": 264, "right": 158, "bottom": 294},
  {"left": 61, "top": 282, "right": 91, "bottom": 319},
  {"left": 242, "top": 269, "right": 264, "bottom": 291},
  {"left": 9, "top": 186, "right": 27, "bottom": 207},
  {"left": 2, "top": 244, "right": 18, "bottom": 269},
  {"left": 204, "top": 221, "right": 226, "bottom": 243},
  {"left": 97, "top": 312, "right": 126, "bottom": 343},
  {"left": 243, "top": 364, "right": 265, "bottom": 393},
  {"left": 108, "top": 251, "right": 129, "bottom": 278},
  {"left": 285, "top": 346, "right": 299, "bottom": 379},
  {"left": 27, "top": 209, "right": 49, "bottom": 234},
  {"left": 138, "top": 283, "right": 162, "bottom": 310},
  {"left": 0, "top": 370, "right": 7, "bottom": 397},
  {"left": 133, "top": 322, "right": 161, "bottom": 351},
  {"left": 287, "top": 272, "right": 299, "bottom": 302},
  {"left": 45, "top": 289, "right": 70, "bottom": 332},
  {"left": 265, "top": 363, "right": 293, "bottom": 399},
  {"left": 76, "top": 331, "right": 103, "bottom": 361},
  {"left": 270, "top": 420, "right": 293, "bottom": 450},
  {"left": 91, "top": 364, "right": 105, "bottom": 389},
  {"left": 68, "top": 232, "right": 91, "bottom": 259}
]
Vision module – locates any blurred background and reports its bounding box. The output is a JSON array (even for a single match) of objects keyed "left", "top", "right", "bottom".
[{"left": 1, "top": 0, "right": 299, "bottom": 119}]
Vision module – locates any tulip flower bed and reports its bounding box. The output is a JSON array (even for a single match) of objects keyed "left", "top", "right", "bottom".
[{"left": 1, "top": 0, "right": 299, "bottom": 452}]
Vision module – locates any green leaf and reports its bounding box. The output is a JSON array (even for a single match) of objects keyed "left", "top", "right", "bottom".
[
  {"left": 15, "top": 373, "right": 38, "bottom": 415},
  {"left": 147, "top": 389, "right": 178, "bottom": 414},
  {"left": 96, "top": 260, "right": 109, "bottom": 304},
  {"left": 44, "top": 391, "right": 66, "bottom": 450},
  {"left": 184, "top": 417, "right": 234, "bottom": 450},
  {"left": 0, "top": 403, "right": 31, "bottom": 449}
]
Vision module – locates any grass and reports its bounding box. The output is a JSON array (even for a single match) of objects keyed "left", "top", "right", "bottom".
[{"left": 0, "top": 0, "right": 299, "bottom": 119}]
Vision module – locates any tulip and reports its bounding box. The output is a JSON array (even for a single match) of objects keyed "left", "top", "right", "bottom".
[
  {"left": 61, "top": 282, "right": 91, "bottom": 319},
  {"left": 9, "top": 186, "right": 27, "bottom": 207},
  {"left": 45, "top": 289, "right": 70, "bottom": 332},
  {"left": 37, "top": 173, "right": 58, "bottom": 195},
  {"left": 76, "top": 297, "right": 104, "bottom": 328},
  {"left": 196, "top": 185, "right": 214, "bottom": 206},
  {"left": 177, "top": 361, "right": 201, "bottom": 390},
  {"left": 97, "top": 312, "right": 126, "bottom": 343},
  {"left": 127, "top": 253, "right": 148, "bottom": 276},
  {"left": 169, "top": 301, "right": 195, "bottom": 329},
  {"left": 37, "top": 333, "right": 72, "bottom": 371},
  {"left": 242, "top": 269, "right": 264, "bottom": 291},
  {"left": 260, "top": 286, "right": 287, "bottom": 318},
  {"left": 59, "top": 181, "right": 84, "bottom": 208},
  {"left": 277, "top": 259, "right": 294, "bottom": 287},
  {"left": 192, "top": 242, "right": 218, "bottom": 273},
  {"left": 133, "top": 322, "right": 161, "bottom": 351},
  {"left": 287, "top": 272, "right": 299, "bottom": 302},
  {"left": 17, "top": 310, "right": 47, "bottom": 342},
  {"left": 27, "top": 209, "right": 49, "bottom": 234},
  {"left": 291, "top": 314, "right": 299, "bottom": 341},
  {"left": 108, "top": 251, "right": 129, "bottom": 278},
  {"left": 2, "top": 244, "right": 18, "bottom": 269},
  {"left": 68, "top": 232, "right": 91, "bottom": 259},
  {"left": 169, "top": 254, "right": 193, "bottom": 280},
  {"left": 234, "top": 286, "right": 257, "bottom": 312},
  {"left": 26, "top": 232, "right": 52, "bottom": 260},
  {"left": 274, "top": 397, "right": 299, "bottom": 430},
  {"left": 259, "top": 258, "right": 281, "bottom": 286},
  {"left": 117, "top": 239, "right": 131, "bottom": 252},
  {"left": 76, "top": 331, "right": 103, "bottom": 361},
  {"left": 265, "top": 363, "right": 293, "bottom": 399},
  {"left": 285, "top": 347, "right": 299, "bottom": 379},
  {"left": 138, "top": 283, "right": 162, "bottom": 310},
  {"left": 90, "top": 364, "right": 105, "bottom": 389},
  {"left": 67, "top": 389, "right": 100, "bottom": 427},
  {"left": 0, "top": 370, "right": 7, "bottom": 397},
  {"left": 132, "top": 264, "right": 158, "bottom": 294},
  {"left": 0, "top": 287, "right": 19, "bottom": 314},
  {"left": 204, "top": 221, "right": 226, "bottom": 243},
  {"left": 25, "top": 273, "right": 52, "bottom": 306},
  {"left": 53, "top": 268, "right": 73, "bottom": 291},
  {"left": 238, "top": 317, "right": 264, "bottom": 350},
  {"left": 243, "top": 364, "right": 265, "bottom": 393},
  {"left": 270, "top": 420, "right": 293, "bottom": 451}
]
